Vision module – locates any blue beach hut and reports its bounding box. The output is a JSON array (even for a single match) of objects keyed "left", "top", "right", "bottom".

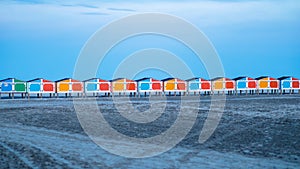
[
  {"left": 0, "top": 78, "right": 27, "bottom": 98},
  {"left": 0, "top": 78, "right": 26, "bottom": 93}
]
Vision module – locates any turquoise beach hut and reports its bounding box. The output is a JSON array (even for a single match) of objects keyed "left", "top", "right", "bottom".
[
  {"left": 27, "top": 78, "right": 55, "bottom": 94},
  {"left": 84, "top": 78, "right": 111, "bottom": 95},
  {"left": 234, "top": 76, "right": 257, "bottom": 94},
  {"left": 278, "top": 76, "right": 299, "bottom": 94},
  {"left": 137, "top": 78, "right": 163, "bottom": 96},
  {"left": 186, "top": 78, "right": 211, "bottom": 95}
]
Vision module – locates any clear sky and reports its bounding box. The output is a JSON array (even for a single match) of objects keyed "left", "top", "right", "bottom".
[{"left": 0, "top": 0, "right": 299, "bottom": 81}]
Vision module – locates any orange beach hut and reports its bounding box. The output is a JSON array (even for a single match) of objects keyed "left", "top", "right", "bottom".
[
  {"left": 162, "top": 78, "right": 187, "bottom": 95},
  {"left": 56, "top": 78, "right": 83, "bottom": 94},
  {"left": 111, "top": 78, "right": 137, "bottom": 94},
  {"left": 255, "top": 76, "right": 279, "bottom": 93},
  {"left": 211, "top": 77, "right": 235, "bottom": 94}
]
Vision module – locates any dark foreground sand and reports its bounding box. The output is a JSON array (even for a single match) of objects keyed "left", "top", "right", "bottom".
[{"left": 0, "top": 95, "right": 299, "bottom": 168}]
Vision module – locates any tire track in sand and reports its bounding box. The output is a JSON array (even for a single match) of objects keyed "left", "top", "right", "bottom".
[
  {"left": 0, "top": 142, "right": 36, "bottom": 169},
  {"left": 0, "top": 124, "right": 92, "bottom": 168}
]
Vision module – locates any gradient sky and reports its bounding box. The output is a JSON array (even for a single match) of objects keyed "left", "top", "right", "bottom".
[{"left": 0, "top": 0, "right": 299, "bottom": 81}]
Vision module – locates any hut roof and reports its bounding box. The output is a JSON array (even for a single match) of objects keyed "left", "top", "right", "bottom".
[
  {"left": 0, "top": 78, "right": 24, "bottom": 82},
  {"left": 136, "top": 77, "right": 151, "bottom": 81},
  {"left": 27, "top": 78, "right": 44, "bottom": 82},
  {"left": 186, "top": 77, "right": 209, "bottom": 81},
  {"left": 186, "top": 77, "right": 199, "bottom": 81},
  {"left": 0, "top": 78, "right": 13, "bottom": 82},
  {"left": 162, "top": 78, "right": 185, "bottom": 81},
  {"left": 83, "top": 78, "right": 109, "bottom": 82},
  {"left": 233, "top": 76, "right": 248, "bottom": 80},
  {"left": 55, "top": 78, "right": 81, "bottom": 82},
  {"left": 211, "top": 77, "right": 233, "bottom": 81},
  {"left": 278, "top": 76, "right": 294, "bottom": 80},
  {"left": 255, "top": 76, "right": 269, "bottom": 80},
  {"left": 136, "top": 77, "right": 161, "bottom": 81},
  {"left": 110, "top": 78, "right": 135, "bottom": 82},
  {"left": 255, "top": 76, "right": 278, "bottom": 80},
  {"left": 55, "top": 78, "right": 71, "bottom": 82},
  {"left": 84, "top": 78, "right": 98, "bottom": 82}
]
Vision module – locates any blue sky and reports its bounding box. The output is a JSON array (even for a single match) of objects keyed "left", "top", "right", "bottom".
[{"left": 0, "top": 0, "right": 299, "bottom": 81}]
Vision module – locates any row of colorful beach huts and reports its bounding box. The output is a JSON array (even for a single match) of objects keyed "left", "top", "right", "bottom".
[{"left": 0, "top": 76, "right": 299, "bottom": 98}]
